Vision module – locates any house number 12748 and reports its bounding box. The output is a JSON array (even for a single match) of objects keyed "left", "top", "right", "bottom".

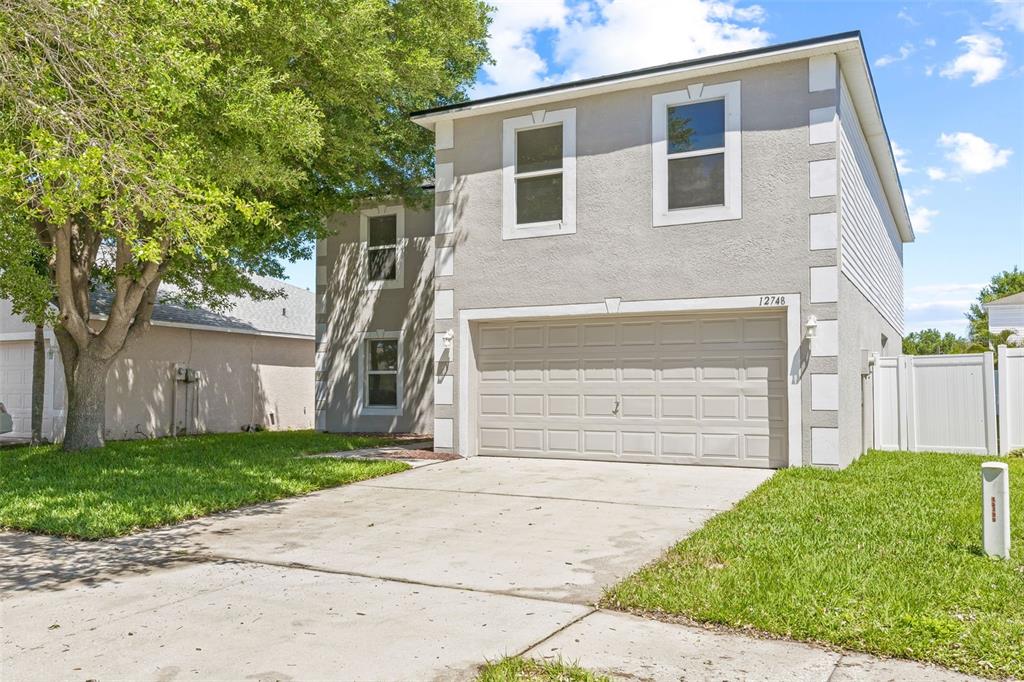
[{"left": 758, "top": 295, "right": 786, "bottom": 306}]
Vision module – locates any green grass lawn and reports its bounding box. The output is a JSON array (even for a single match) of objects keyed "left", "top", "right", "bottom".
[
  {"left": 0, "top": 431, "right": 407, "bottom": 539},
  {"left": 477, "top": 657, "right": 608, "bottom": 682},
  {"left": 603, "top": 450, "right": 1024, "bottom": 679}
]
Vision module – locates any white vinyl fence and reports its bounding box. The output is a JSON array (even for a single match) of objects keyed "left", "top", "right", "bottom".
[
  {"left": 998, "top": 345, "right": 1024, "bottom": 454},
  {"left": 874, "top": 352, "right": 998, "bottom": 455}
]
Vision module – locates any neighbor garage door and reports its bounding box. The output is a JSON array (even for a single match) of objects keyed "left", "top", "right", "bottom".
[
  {"left": 474, "top": 311, "right": 788, "bottom": 468},
  {"left": 0, "top": 341, "right": 34, "bottom": 438}
]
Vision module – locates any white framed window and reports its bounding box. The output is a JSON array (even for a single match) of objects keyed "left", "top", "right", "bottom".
[
  {"left": 502, "top": 108, "right": 576, "bottom": 240},
  {"left": 360, "top": 205, "right": 405, "bottom": 290},
  {"left": 652, "top": 81, "right": 741, "bottom": 226},
  {"left": 358, "top": 331, "right": 403, "bottom": 416}
]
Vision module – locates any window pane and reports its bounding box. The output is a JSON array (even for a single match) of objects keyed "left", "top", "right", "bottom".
[
  {"left": 516, "top": 174, "right": 562, "bottom": 224},
  {"left": 368, "top": 340, "right": 398, "bottom": 371},
  {"left": 368, "top": 215, "right": 397, "bottom": 246},
  {"left": 667, "top": 100, "right": 725, "bottom": 154},
  {"left": 367, "top": 247, "right": 397, "bottom": 281},
  {"left": 516, "top": 125, "right": 562, "bottom": 173},
  {"left": 667, "top": 153, "right": 725, "bottom": 209},
  {"left": 368, "top": 374, "right": 398, "bottom": 407}
]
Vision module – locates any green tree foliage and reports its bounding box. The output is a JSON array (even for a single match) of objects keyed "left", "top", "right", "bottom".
[
  {"left": 902, "top": 329, "right": 974, "bottom": 356},
  {"left": 966, "top": 267, "right": 1024, "bottom": 345},
  {"left": 0, "top": 0, "right": 491, "bottom": 449}
]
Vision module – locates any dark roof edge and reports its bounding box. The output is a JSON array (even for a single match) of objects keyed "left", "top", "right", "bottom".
[{"left": 411, "top": 30, "right": 862, "bottom": 119}]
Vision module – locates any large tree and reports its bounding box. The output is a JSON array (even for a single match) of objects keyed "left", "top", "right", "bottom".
[{"left": 0, "top": 0, "right": 490, "bottom": 450}]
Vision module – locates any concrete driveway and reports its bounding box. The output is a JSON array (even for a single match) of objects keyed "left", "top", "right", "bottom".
[{"left": 1, "top": 457, "right": 773, "bottom": 680}]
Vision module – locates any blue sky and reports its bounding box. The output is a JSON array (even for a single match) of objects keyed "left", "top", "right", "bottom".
[{"left": 282, "top": 0, "right": 1023, "bottom": 336}]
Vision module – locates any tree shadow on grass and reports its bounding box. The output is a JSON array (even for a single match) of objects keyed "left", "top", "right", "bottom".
[{"left": 0, "top": 494, "right": 302, "bottom": 594}]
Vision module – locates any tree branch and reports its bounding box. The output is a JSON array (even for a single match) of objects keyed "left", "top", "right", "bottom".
[{"left": 50, "top": 220, "right": 92, "bottom": 348}]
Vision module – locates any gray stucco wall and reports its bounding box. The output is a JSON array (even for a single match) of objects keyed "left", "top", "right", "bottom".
[
  {"left": 437, "top": 58, "right": 842, "bottom": 464},
  {"left": 836, "top": 273, "right": 900, "bottom": 467},
  {"left": 316, "top": 206, "right": 435, "bottom": 435}
]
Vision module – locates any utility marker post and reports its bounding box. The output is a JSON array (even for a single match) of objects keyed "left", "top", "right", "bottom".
[{"left": 981, "top": 462, "right": 1010, "bottom": 559}]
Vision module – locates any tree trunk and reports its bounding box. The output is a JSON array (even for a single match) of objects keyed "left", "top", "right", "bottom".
[
  {"left": 31, "top": 325, "right": 46, "bottom": 444},
  {"left": 61, "top": 352, "right": 111, "bottom": 451}
]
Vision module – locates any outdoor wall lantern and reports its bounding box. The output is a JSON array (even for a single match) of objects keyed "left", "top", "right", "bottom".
[
  {"left": 442, "top": 329, "right": 454, "bottom": 352},
  {"left": 804, "top": 315, "right": 818, "bottom": 340}
]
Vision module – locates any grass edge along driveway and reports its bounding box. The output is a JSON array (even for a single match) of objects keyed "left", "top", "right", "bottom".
[
  {"left": 477, "top": 656, "right": 609, "bottom": 682},
  {"left": 0, "top": 431, "right": 407, "bottom": 539},
  {"left": 602, "top": 450, "right": 1024, "bottom": 680}
]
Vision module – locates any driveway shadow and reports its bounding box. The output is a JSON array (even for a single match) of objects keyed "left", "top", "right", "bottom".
[{"left": 0, "top": 494, "right": 309, "bottom": 594}]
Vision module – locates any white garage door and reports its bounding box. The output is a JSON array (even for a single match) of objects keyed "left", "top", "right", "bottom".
[
  {"left": 474, "top": 311, "right": 789, "bottom": 468},
  {"left": 0, "top": 341, "right": 34, "bottom": 437}
]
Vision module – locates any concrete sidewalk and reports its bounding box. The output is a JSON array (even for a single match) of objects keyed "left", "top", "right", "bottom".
[{"left": 1, "top": 457, "right": 981, "bottom": 681}]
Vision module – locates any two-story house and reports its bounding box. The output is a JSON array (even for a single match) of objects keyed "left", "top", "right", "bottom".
[{"left": 315, "top": 31, "right": 913, "bottom": 469}]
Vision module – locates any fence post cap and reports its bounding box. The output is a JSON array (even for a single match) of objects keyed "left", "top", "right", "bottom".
[{"left": 982, "top": 461, "right": 1009, "bottom": 472}]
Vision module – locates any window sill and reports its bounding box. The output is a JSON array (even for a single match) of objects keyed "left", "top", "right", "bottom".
[
  {"left": 654, "top": 203, "right": 741, "bottom": 227},
  {"left": 361, "top": 406, "right": 403, "bottom": 417},
  {"left": 502, "top": 220, "right": 577, "bottom": 241},
  {"left": 364, "top": 278, "right": 404, "bottom": 291}
]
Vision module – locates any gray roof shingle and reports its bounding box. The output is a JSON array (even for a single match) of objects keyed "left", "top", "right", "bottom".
[{"left": 91, "top": 275, "right": 314, "bottom": 338}]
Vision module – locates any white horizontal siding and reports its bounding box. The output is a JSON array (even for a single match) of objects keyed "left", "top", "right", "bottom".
[
  {"left": 838, "top": 73, "right": 904, "bottom": 335},
  {"left": 989, "top": 305, "right": 1024, "bottom": 333}
]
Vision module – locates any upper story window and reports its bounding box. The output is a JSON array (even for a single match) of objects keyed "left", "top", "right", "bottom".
[
  {"left": 502, "top": 108, "right": 576, "bottom": 240},
  {"left": 360, "top": 205, "right": 405, "bottom": 290},
  {"left": 652, "top": 81, "right": 741, "bottom": 226}
]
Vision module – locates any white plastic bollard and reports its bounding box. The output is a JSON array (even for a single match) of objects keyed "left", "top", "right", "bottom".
[{"left": 981, "top": 462, "right": 1010, "bottom": 559}]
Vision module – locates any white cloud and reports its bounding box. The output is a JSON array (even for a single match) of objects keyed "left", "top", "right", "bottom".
[
  {"left": 904, "top": 283, "right": 984, "bottom": 334},
  {"left": 989, "top": 0, "right": 1024, "bottom": 32},
  {"left": 924, "top": 64, "right": 936, "bottom": 76},
  {"left": 897, "top": 8, "right": 918, "bottom": 25},
  {"left": 903, "top": 188, "right": 938, "bottom": 233},
  {"left": 940, "top": 34, "right": 1007, "bottom": 85},
  {"left": 473, "top": 1, "right": 570, "bottom": 97},
  {"left": 472, "top": 0, "right": 770, "bottom": 97},
  {"left": 891, "top": 141, "right": 913, "bottom": 174},
  {"left": 938, "top": 132, "right": 1013, "bottom": 174},
  {"left": 875, "top": 43, "right": 915, "bottom": 67},
  {"left": 923, "top": 37, "right": 937, "bottom": 47},
  {"left": 926, "top": 167, "right": 948, "bottom": 181}
]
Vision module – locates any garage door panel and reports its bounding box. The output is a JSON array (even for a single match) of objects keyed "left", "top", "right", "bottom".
[
  {"left": 701, "top": 358, "right": 741, "bottom": 381},
  {"left": 512, "top": 394, "right": 544, "bottom": 416},
  {"left": 475, "top": 311, "right": 788, "bottom": 468},
  {"left": 512, "top": 362, "right": 544, "bottom": 382},
  {"left": 513, "top": 429, "right": 544, "bottom": 451},
  {"left": 621, "top": 322, "right": 657, "bottom": 346},
  {"left": 621, "top": 431, "right": 656, "bottom": 456},
  {"left": 547, "top": 325, "right": 580, "bottom": 347},
  {"left": 743, "top": 316, "right": 786, "bottom": 343},
  {"left": 583, "top": 430, "right": 616, "bottom": 454},
  {"left": 479, "top": 394, "right": 510, "bottom": 416},
  {"left": 620, "top": 395, "right": 656, "bottom": 418},
  {"left": 545, "top": 394, "right": 578, "bottom": 417},
  {"left": 583, "top": 324, "right": 616, "bottom": 347},
  {"left": 661, "top": 395, "right": 698, "bottom": 419},
  {"left": 479, "top": 327, "right": 510, "bottom": 349},
  {"left": 701, "top": 395, "right": 741, "bottom": 420},
  {"left": 548, "top": 429, "right": 580, "bottom": 452},
  {"left": 547, "top": 360, "right": 579, "bottom": 381}
]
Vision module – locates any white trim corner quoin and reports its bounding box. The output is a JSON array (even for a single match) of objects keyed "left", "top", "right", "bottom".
[
  {"left": 457, "top": 293, "right": 803, "bottom": 467},
  {"left": 501, "top": 107, "right": 577, "bottom": 240},
  {"left": 652, "top": 80, "right": 741, "bottom": 227}
]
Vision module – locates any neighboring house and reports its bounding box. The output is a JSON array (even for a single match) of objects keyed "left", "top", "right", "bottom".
[
  {"left": 316, "top": 31, "right": 914, "bottom": 469},
  {"left": 0, "top": 276, "right": 314, "bottom": 442},
  {"left": 985, "top": 292, "right": 1024, "bottom": 338}
]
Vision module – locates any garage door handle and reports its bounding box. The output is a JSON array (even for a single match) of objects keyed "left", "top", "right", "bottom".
[{"left": 612, "top": 400, "right": 620, "bottom": 416}]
